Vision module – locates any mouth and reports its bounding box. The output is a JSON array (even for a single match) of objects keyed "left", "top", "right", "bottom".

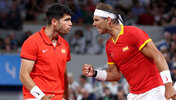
[
  {"left": 68, "top": 28, "right": 71, "bottom": 31},
  {"left": 96, "top": 27, "right": 101, "bottom": 32}
]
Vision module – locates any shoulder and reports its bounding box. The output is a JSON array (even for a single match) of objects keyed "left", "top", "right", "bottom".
[
  {"left": 24, "top": 32, "right": 40, "bottom": 43},
  {"left": 124, "top": 26, "right": 143, "bottom": 34},
  {"left": 22, "top": 32, "right": 41, "bottom": 47},
  {"left": 124, "top": 26, "right": 147, "bottom": 38}
]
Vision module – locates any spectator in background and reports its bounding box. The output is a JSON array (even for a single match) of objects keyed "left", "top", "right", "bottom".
[
  {"left": 18, "top": 30, "right": 32, "bottom": 47},
  {"left": 117, "top": 86, "right": 126, "bottom": 100},
  {"left": 70, "top": 29, "right": 86, "bottom": 54},
  {"left": 70, "top": 3, "right": 82, "bottom": 23},
  {"left": 99, "top": 86, "right": 115, "bottom": 100},
  {"left": 6, "top": 1, "right": 22, "bottom": 30},
  {"left": 68, "top": 72, "right": 80, "bottom": 100},
  {"left": 159, "top": 45, "right": 172, "bottom": 69},
  {"left": 169, "top": 41, "right": 176, "bottom": 58},
  {"left": 95, "top": 35, "right": 105, "bottom": 55},
  {"left": 9, "top": 32, "right": 18, "bottom": 49},
  {"left": 0, "top": 0, "right": 12, "bottom": 29},
  {"left": 78, "top": 75, "right": 96, "bottom": 100},
  {"left": 131, "top": 0, "right": 145, "bottom": 17},
  {"left": 107, "top": 82, "right": 118, "bottom": 100},
  {"left": 0, "top": 36, "right": 4, "bottom": 50},
  {"left": 172, "top": 33, "right": 176, "bottom": 42},
  {"left": 171, "top": 63, "right": 176, "bottom": 83},
  {"left": 1, "top": 36, "right": 12, "bottom": 51},
  {"left": 25, "top": 0, "right": 39, "bottom": 21},
  {"left": 124, "top": 9, "right": 136, "bottom": 25},
  {"left": 81, "top": 4, "right": 93, "bottom": 24},
  {"left": 137, "top": 6, "right": 155, "bottom": 25},
  {"left": 156, "top": 31, "right": 172, "bottom": 50}
]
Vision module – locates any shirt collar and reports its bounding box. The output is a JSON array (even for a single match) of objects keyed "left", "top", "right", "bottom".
[{"left": 112, "top": 25, "right": 124, "bottom": 44}]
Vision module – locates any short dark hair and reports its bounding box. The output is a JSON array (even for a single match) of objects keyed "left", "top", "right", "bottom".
[{"left": 46, "top": 3, "right": 73, "bottom": 25}]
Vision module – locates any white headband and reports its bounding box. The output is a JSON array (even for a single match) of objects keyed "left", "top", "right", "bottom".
[
  {"left": 94, "top": 9, "right": 123, "bottom": 25},
  {"left": 94, "top": 9, "right": 117, "bottom": 19}
]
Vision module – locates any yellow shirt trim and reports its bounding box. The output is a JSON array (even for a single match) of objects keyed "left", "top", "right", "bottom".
[
  {"left": 139, "top": 39, "right": 152, "bottom": 51},
  {"left": 107, "top": 62, "right": 115, "bottom": 64},
  {"left": 112, "top": 25, "right": 124, "bottom": 44}
]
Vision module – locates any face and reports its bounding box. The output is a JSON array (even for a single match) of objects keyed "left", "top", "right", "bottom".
[
  {"left": 92, "top": 16, "right": 108, "bottom": 34},
  {"left": 56, "top": 14, "right": 72, "bottom": 35}
]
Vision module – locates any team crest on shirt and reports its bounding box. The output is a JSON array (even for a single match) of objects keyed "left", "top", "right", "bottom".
[
  {"left": 122, "top": 46, "right": 129, "bottom": 52},
  {"left": 61, "top": 49, "right": 66, "bottom": 53}
]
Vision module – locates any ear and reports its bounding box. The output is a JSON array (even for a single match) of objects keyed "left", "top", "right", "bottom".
[
  {"left": 106, "top": 17, "right": 112, "bottom": 24},
  {"left": 51, "top": 18, "right": 58, "bottom": 26}
]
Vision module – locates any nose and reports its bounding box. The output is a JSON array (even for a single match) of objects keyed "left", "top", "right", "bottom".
[{"left": 69, "top": 21, "right": 72, "bottom": 26}]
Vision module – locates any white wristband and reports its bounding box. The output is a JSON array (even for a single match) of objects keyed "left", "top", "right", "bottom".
[
  {"left": 95, "top": 70, "right": 107, "bottom": 81},
  {"left": 160, "top": 70, "right": 172, "bottom": 84},
  {"left": 30, "top": 86, "right": 45, "bottom": 100}
]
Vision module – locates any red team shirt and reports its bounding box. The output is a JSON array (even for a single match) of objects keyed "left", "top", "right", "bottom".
[
  {"left": 20, "top": 27, "right": 71, "bottom": 99},
  {"left": 106, "top": 25, "right": 163, "bottom": 94}
]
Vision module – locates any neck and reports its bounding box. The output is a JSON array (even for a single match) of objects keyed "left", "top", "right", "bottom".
[
  {"left": 44, "top": 25, "right": 58, "bottom": 41},
  {"left": 108, "top": 24, "right": 121, "bottom": 40}
]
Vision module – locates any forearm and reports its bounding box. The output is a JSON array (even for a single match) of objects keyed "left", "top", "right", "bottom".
[
  {"left": 20, "top": 73, "right": 36, "bottom": 91},
  {"left": 154, "top": 53, "right": 169, "bottom": 72},
  {"left": 106, "top": 69, "right": 121, "bottom": 81},
  {"left": 154, "top": 53, "right": 173, "bottom": 85},
  {"left": 93, "top": 67, "right": 121, "bottom": 82}
]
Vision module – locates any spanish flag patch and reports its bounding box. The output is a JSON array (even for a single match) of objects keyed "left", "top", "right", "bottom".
[
  {"left": 123, "top": 46, "right": 129, "bottom": 52},
  {"left": 61, "top": 49, "right": 66, "bottom": 53}
]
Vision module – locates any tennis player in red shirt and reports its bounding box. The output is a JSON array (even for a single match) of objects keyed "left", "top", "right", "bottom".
[
  {"left": 20, "top": 3, "right": 72, "bottom": 100},
  {"left": 82, "top": 3, "right": 176, "bottom": 100}
]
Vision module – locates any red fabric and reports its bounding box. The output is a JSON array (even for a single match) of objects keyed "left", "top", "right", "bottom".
[
  {"left": 23, "top": 92, "right": 63, "bottom": 100},
  {"left": 106, "top": 25, "right": 163, "bottom": 94},
  {"left": 20, "top": 27, "right": 71, "bottom": 98}
]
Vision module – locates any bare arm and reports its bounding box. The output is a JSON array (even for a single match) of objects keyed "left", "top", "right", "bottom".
[
  {"left": 19, "top": 58, "right": 54, "bottom": 100},
  {"left": 63, "top": 64, "right": 69, "bottom": 100},
  {"left": 19, "top": 58, "right": 36, "bottom": 91},
  {"left": 106, "top": 64, "right": 121, "bottom": 81},
  {"left": 141, "top": 41, "right": 176, "bottom": 99},
  {"left": 141, "top": 41, "right": 168, "bottom": 72}
]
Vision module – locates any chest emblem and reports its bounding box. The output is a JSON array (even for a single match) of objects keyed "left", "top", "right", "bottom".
[
  {"left": 42, "top": 49, "right": 48, "bottom": 53},
  {"left": 61, "top": 49, "right": 66, "bottom": 53},
  {"left": 122, "top": 46, "right": 129, "bottom": 52}
]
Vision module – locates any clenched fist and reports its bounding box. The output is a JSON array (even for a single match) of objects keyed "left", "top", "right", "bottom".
[{"left": 82, "top": 64, "right": 95, "bottom": 77}]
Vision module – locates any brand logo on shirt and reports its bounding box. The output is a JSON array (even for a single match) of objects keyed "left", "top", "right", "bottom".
[
  {"left": 61, "top": 49, "right": 66, "bottom": 53},
  {"left": 42, "top": 49, "right": 48, "bottom": 53},
  {"left": 123, "top": 46, "right": 129, "bottom": 52},
  {"left": 35, "top": 92, "right": 40, "bottom": 96}
]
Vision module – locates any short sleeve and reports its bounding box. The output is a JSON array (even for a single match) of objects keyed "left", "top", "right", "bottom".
[
  {"left": 20, "top": 38, "right": 38, "bottom": 61},
  {"left": 132, "top": 27, "right": 151, "bottom": 51}
]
